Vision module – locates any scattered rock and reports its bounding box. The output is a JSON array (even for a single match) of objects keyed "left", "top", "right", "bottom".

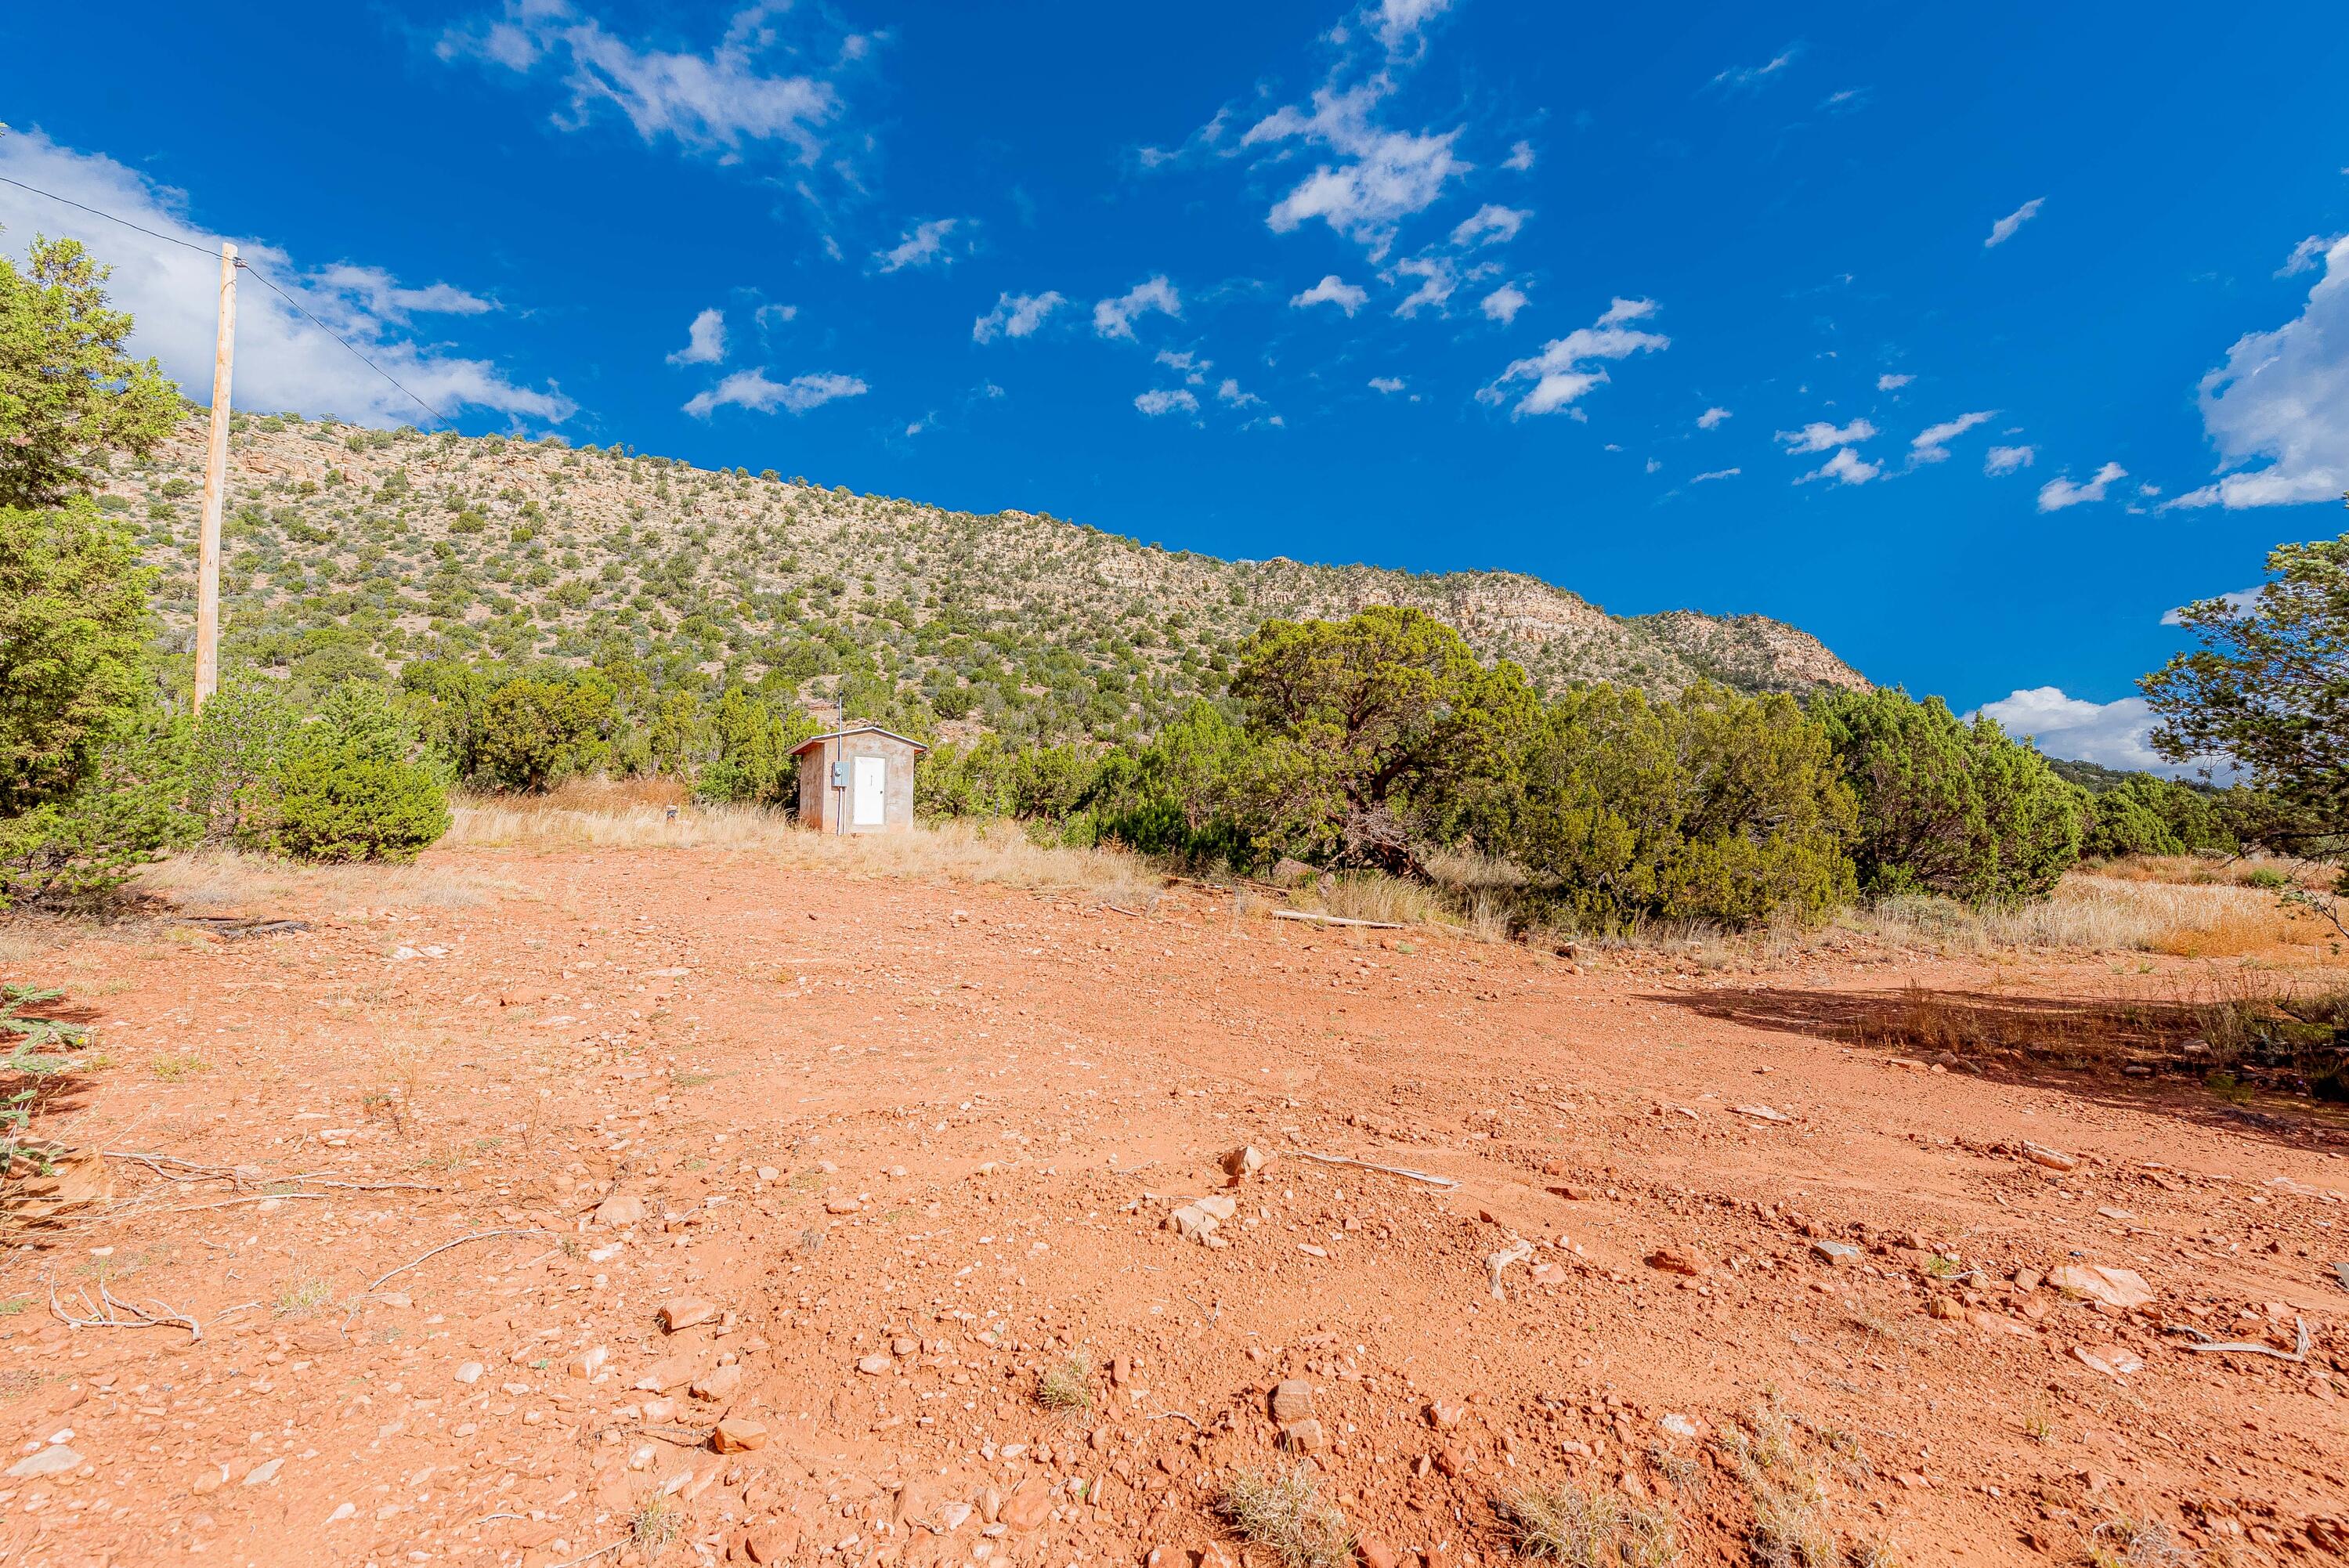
[
  {"left": 1357, "top": 1537, "right": 1400, "bottom": 1568},
  {"left": 1809, "top": 1240, "right": 1861, "bottom": 1266},
  {"left": 1001, "top": 1477, "right": 1053, "bottom": 1532},
  {"left": 594, "top": 1194, "right": 649, "bottom": 1227},
  {"left": 1927, "top": 1295, "right": 1961, "bottom": 1321},
  {"left": 1220, "top": 1145, "right": 1270, "bottom": 1180},
  {"left": 1270, "top": 1379, "right": 1316, "bottom": 1424},
  {"left": 1547, "top": 1183, "right": 1603, "bottom": 1202},
  {"left": 1730, "top": 1104, "right": 1791, "bottom": 1124},
  {"left": 244, "top": 1457, "right": 285, "bottom": 1487},
  {"left": 1658, "top": 1414, "right": 1701, "bottom": 1439},
  {"left": 659, "top": 1298, "right": 718, "bottom": 1333},
  {"left": 637, "top": 1353, "right": 700, "bottom": 1392},
  {"left": 2048, "top": 1263, "right": 2154, "bottom": 1311},
  {"left": 1426, "top": 1400, "right": 1465, "bottom": 1430},
  {"left": 454, "top": 1361, "right": 485, "bottom": 1385},
  {"left": 7, "top": 1446, "right": 79, "bottom": 1479},
  {"left": 2024, "top": 1145, "right": 2079, "bottom": 1173},
  {"left": 857, "top": 1354, "right": 894, "bottom": 1376},
  {"left": 691, "top": 1364, "right": 745, "bottom": 1400},
  {"left": 825, "top": 1198, "right": 862, "bottom": 1216},
  {"left": 1530, "top": 1262, "right": 1568, "bottom": 1287},
  {"left": 1279, "top": 1418, "right": 1328, "bottom": 1453},
  {"left": 713, "top": 1418, "right": 768, "bottom": 1453},
  {"left": 1645, "top": 1246, "right": 1708, "bottom": 1277},
  {"left": 2072, "top": 1343, "right": 2145, "bottom": 1378},
  {"left": 2013, "top": 1267, "right": 2044, "bottom": 1294}
]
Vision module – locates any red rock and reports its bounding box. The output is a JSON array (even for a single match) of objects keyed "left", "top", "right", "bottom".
[
  {"left": 713, "top": 1418, "right": 768, "bottom": 1453},
  {"left": 636, "top": 1353, "right": 699, "bottom": 1392},
  {"left": 739, "top": 1517, "right": 801, "bottom": 1563},
  {"left": 1002, "top": 1477, "right": 1054, "bottom": 1532},
  {"left": 1426, "top": 1400, "right": 1465, "bottom": 1430},
  {"left": 659, "top": 1297, "right": 717, "bottom": 1332},
  {"left": 690, "top": 1364, "right": 745, "bottom": 1400},
  {"left": 1144, "top": 1548, "right": 1197, "bottom": 1568},
  {"left": 1645, "top": 1246, "right": 1708, "bottom": 1277},
  {"left": 1357, "top": 1537, "right": 1400, "bottom": 1568},
  {"left": 1270, "top": 1378, "right": 1315, "bottom": 1423},
  {"left": 1433, "top": 1445, "right": 1469, "bottom": 1478}
]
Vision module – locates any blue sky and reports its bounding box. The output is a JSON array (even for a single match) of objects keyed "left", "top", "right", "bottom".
[{"left": 5, "top": 1, "right": 2347, "bottom": 770}]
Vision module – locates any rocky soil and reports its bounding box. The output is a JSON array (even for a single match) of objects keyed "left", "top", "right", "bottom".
[{"left": 1, "top": 847, "right": 2344, "bottom": 1567}]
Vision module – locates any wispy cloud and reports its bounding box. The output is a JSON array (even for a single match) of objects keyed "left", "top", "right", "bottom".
[
  {"left": 682, "top": 368, "right": 866, "bottom": 418},
  {"left": 1985, "top": 197, "right": 2045, "bottom": 248},
  {"left": 1480, "top": 297, "right": 1668, "bottom": 418},
  {"left": 1216, "top": 377, "right": 1262, "bottom": 407},
  {"left": 1709, "top": 44, "right": 1800, "bottom": 93},
  {"left": 2279, "top": 233, "right": 2344, "bottom": 277},
  {"left": 1909, "top": 409, "right": 1997, "bottom": 463},
  {"left": 1480, "top": 283, "right": 1528, "bottom": 323},
  {"left": 1371, "top": 0, "right": 1455, "bottom": 56},
  {"left": 1290, "top": 274, "right": 1369, "bottom": 315},
  {"left": 1875, "top": 372, "right": 1913, "bottom": 391},
  {"left": 1697, "top": 406, "right": 1732, "bottom": 429},
  {"left": 1776, "top": 417, "right": 1877, "bottom": 455},
  {"left": 1984, "top": 443, "right": 2036, "bottom": 475},
  {"left": 1093, "top": 276, "right": 1182, "bottom": 339},
  {"left": 971, "top": 290, "right": 1065, "bottom": 344},
  {"left": 1691, "top": 467, "right": 1741, "bottom": 483},
  {"left": 0, "top": 129, "right": 569, "bottom": 427},
  {"left": 1368, "top": 375, "right": 1408, "bottom": 394},
  {"left": 666, "top": 306, "right": 728, "bottom": 367},
  {"left": 1502, "top": 139, "right": 1535, "bottom": 172},
  {"left": 2160, "top": 586, "right": 2263, "bottom": 627},
  {"left": 1450, "top": 204, "right": 1527, "bottom": 247},
  {"left": 2167, "top": 235, "right": 2349, "bottom": 508},
  {"left": 1797, "top": 447, "right": 1881, "bottom": 486},
  {"left": 2036, "top": 460, "right": 2126, "bottom": 510},
  {"left": 1242, "top": 79, "right": 1470, "bottom": 260},
  {"left": 1133, "top": 387, "right": 1199, "bottom": 417},
  {"left": 873, "top": 217, "right": 963, "bottom": 273},
  {"left": 1974, "top": 688, "right": 2203, "bottom": 775}
]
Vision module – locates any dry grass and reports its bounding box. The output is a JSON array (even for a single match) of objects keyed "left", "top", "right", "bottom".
[
  {"left": 1727, "top": 1396, "right": 1841, "bottom": 1568},
  {"left": 2095, "top": 852, "right": 2323, "bottom": 890},
  {"left": 444, "top": 798, "right": 1165, "bottom": 905},
  {"left": 1218, "top": 1465, "right": 1353, "bottom": 1568},
  {"left": 1505, "top": 1483, "right": 1679, "bottom": 1566},
  {"left": 135, "top": 850, "right": 526, "bottom": 917},
  {"left": 1035, "top": 1349, "right": 1093, "bottom": 1413},
  {"left": 1856, "top": 873, "right": 2324, "bottom": 956}
]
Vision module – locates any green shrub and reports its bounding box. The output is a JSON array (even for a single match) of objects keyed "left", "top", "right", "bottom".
[
  {"left": 2080, "top": 773, "right": 2237, "bottom": 859},
  {"left": 269, "top": 686, "right": 448, "bottom": 862},
  {"left": 0, "top": 497, "right": 157, "bottom": 817},
  {"left": 0, "top": 703, "right": 190, "bottom": 906},
  {"left": 472, "top": 670, "right": 616, "bottom": 791},
  {"left": 186, "top": 679, "right": 299, "bottom": 846},
  {"left": 695, "top": 689, "right": 820, "bottom": 807},
  {"left": 1813, "top": 688, "right": 2084, "bottom": 905}
]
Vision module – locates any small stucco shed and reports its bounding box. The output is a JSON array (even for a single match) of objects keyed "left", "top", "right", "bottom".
[{"left": 791, "top": 724, "right": 929, "bottom": 834}]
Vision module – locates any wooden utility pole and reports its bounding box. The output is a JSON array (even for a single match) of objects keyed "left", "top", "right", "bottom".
[{"left": 193, "top": 240, "right": 237, "bottom": 714}]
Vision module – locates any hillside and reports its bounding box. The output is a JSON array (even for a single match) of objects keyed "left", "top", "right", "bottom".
[{"left": 98, "top": 414, "right": 1868, "bottom": 738}]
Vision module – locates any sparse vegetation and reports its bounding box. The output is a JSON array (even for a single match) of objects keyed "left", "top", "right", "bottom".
[
  {"left": 631, "top": 1493, "right": 681, "bottom": 1551},
  {"left": 1218, "top": 1465, "right": 1353, "bottom": 1568},
  {"left": 1035, "top": 1349, "right": 1093, "bottom": 1412},
  {"left": 1505, "top": 1482, "right": 1680, "bottom": 1566}
]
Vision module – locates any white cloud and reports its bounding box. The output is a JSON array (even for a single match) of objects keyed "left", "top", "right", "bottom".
[
  {"left": 1984, "top": 443, "right": 2036, "bottom": 475},
  {"left": 1644, "top": 457, "right": 1662, "bottom": 474},
  {"left": 873, "top": 217, "right": 961, "bottom": 273},
  {"left": 1368, "top": 376, "right": 1408, "bottom": 394},
  {"left": 1876, "top": 372, "right": 1913, "bottom": 391},
  {"left": 971, "top": 290, "right": 1064, "bottom": 344},
  {"left": 1390, "top": 253, "right": 1490, "bottom": 318},
  {"left": 1450, "top": 204, "right": 1527, "bottom": 247},
  {"left": 1133, "top": 388, "right": 1199, "bottom": 417},
  {"left": 1984, "top": 197, "right": 2044, "bottom": 248},
  {"left": 1697, "top": 406, "right": 1732, "bottom": 429},
  {"left": 2036, "top": 461, "right": 2126, "bottom": 510},
  {"left": 1480, "top": 297, "right": 1668, "bottom": 417},
  {"left": 1155, "top": 349, "right": 1210, "bottom": 384},
  {"left": 2277, "top": 233, "right": 2341, "bottom": 277},
  {"left": 1480, "top": 283, "right": 1528, "bottom": 323},
  {"left": 1242, "top": 80, "right": 1469, "bottom": 260},
  {"left": 1909, "top": 409, "right": 1997, "bottom": 463},
  {"left": 1691, "top": 467, "right": 1740, "bottom": 483},
  {"left": 1093, "top": 276, "right": 1181, "bottom": 339},
  {"left": 1502, "top": 140, "right": 1535, "bottom": 172},
  {"left": 1776, "top": 417, "right": 1877, "bottom": 455},
  {"left": 1975, "top": 688, "right": 2206, "bottom": 775},
  {"left": 682, "top": 368, "right": 866, "bottom": 418},
  {"left": 1290, "top": 274, "right": 1370, "bottom": 316},
  {"left": 0, "top": 130, "right": 570, "bottom": 427},
  {"left": 1796, "top": 447, "right": 1881, "bottom": 486},
  {"left": 440, "top": 1, "right": 842, "bottom": 164},
  {"left": 666, "top": 306, "right": 728, "bottom": 366},
  {"left": 2159, "top": 586, "right": 2263, "bottom": 627},
  {"left": 2168, "top": 235, "right": 2349, "bottom": 508},
  {"left": 1216, "top": 377, "right": 1261, "bottom": 406},
  {"left": 754, "top": 302, "right": 797, "bottom": 331},
  {"left": 1371, "top": 0, "right": 1454, "bottom": 53},
  {"left": 1709, "top": 46, "right": 1799, "bottom": 92}
]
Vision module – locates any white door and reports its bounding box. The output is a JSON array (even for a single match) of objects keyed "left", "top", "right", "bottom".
[{"left": 851, "top": 755, "right": 887, "bottom": 826}]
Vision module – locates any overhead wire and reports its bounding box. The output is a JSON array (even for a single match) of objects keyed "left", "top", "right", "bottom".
[{"left": 0, "top": 172, "right": 454, "bottom": 428}]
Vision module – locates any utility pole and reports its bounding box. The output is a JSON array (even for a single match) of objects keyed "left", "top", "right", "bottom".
[{"left": 193, "top": 240, "right": 237, "bottom": 714}]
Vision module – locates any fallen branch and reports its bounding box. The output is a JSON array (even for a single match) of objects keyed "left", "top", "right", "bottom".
[
  {"left": 1102, "top": 905, "right": 1146, "bottom": 919},
  {"left": 468, "top": 1511, "right": 529, "bottom": 1528},
  {"left": 163, "top": 1192, "right": 331, "bottom": 1215},
  {"left": 1270, "top": 910, "right": 1405, "bottom": 930},
  {"left": 106, "top": 1151, "right": 442, "bottom": 1194},
  {"left": 360, "top": 1228, "right": 554, "bottom": 1297},
  {"left": 1285, "top": 1149, "right": 1458, "bottom": 1190},
  {"left": 636, "top": 1423, "right": 717, "bottom": 1447},
  {"left": 544, "top": 1542, "right": 623, "bottom": 1568},
  {"left": 49, "top": 1278, "right": 203, "bottom": 1340},
  {"left": 2165, "top": 1317, "right": 2312, "bottom": 1362},
  {"left": 1144, "top": 1410, "right": 1205, "bottom": 1430}
]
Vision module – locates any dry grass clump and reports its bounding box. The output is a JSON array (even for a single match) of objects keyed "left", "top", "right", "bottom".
[
  {"left": 2096, "top": 852, "right": 2320, "bottom": 889},
  {"left": 136, "top": 850, "right": 523, "bottom": 916},
  {"left": 1218, "top": 1465, "right": 1353, "bottom": 1568},
  {"left": 1035, "top": 1349, "right": 1093, "bottom": 1412},
  {"left": 1855, "top": 873, "right": 2320, "bottom": 956},
  {"left": 444, "top": 799, "right": 1165, "bottom": 905},
  {"left": 1505, "top": 1483, "right": 1679, "bottom": 1566},
  {"left": 1726, "top": 1397, "right": 1841, "bottom": 1568}
]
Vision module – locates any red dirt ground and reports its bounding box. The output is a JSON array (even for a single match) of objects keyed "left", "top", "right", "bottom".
[{"left": 2, "top": 846, "right": 2346, "bottom": 1568}]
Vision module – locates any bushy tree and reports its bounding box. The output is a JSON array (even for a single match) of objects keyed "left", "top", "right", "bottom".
[
  {"left": 472, "top": 670, "right": 617, "bottom": 791},
  {"left": 0, "top": 233, "right": 179, "bottom": 511},
  {"left": 1509, "top": 683, "right": 1856, "bottom": 928},
  {"left": 0, "top": 496, "right": 155, "bottom": 816},
  {"left": 2080, "top": 774, "right": 2236, "bottom": 859},
  {"left": 270, "top": 685, "right": 450, "bottom": 862},
  {"left": 696, "top": 690, "right": 820, "bottom": 807},
  {"left": 0, "top": 704, "right": 189, "bottom": 905},
  {"left": 1231, "top": 607, "right": 1539, "bottom": 873},
  {"left": 2143, "top": 529, "right": 2349, "bottom": 851},
  {"left": 1813, "top": 688, "right": 2084, "bottom": 904},
  {"left": 186, "top": 678, "right": 301, "bottom": 844}
]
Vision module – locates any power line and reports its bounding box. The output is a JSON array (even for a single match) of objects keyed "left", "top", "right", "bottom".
[{"left": 0, "top": 172, "right": 454, "bottom": 429}]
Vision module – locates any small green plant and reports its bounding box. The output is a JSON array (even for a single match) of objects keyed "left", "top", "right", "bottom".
[
  {"left": 2204, "top": 1070, "right": 2255, "bottom": 1105},
  {"left": 0, "top": 1298, "right": 25, "bottom": 1317},
  {"left": 1505, "top": 1482, "right": 1679, "bottom": 1566},
  {"left": 0, "top": 986, "right": 86, "bottom": 1051},
  {"left": 274, "top": 1276, "right": 331, "bottom": 1316},
  {"left": 1036, "top": 1349, "right": 1093, "bottom": 1413},
  {"left": 1219, "top": 1465, "right": 1353, "bottom": 1568},
  {"left": 2244, "top": 867, "right": 2289, "bottom": 890},
  {"left": 632, "top": 1494, "right": 681, "bottom": 1550},
  {"left": 150, "top": 1053, "right": 211, "bottom": 1082}
]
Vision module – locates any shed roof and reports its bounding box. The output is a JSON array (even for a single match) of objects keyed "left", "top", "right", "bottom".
[{"left": 788, "top": 724, "right": 932, "bottom": 757}]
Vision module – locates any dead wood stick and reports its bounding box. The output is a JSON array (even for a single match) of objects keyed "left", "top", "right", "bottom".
[
  {"left": 1285, "top": 1149, "right": 1458, "bottom": 1189},
  {"left": 1270, "top": 910, "right": 1406, "bottom": 930},
  {"left": 2167, "top": 1317, "right": 2311, "bottom": 1362},
  {"left": 106, "top": 1151, "right": 442, "bottom": 1194},
  {"left": 1145, "top": 1410, "right": 1205, "bottom": 1429},
  {"left": 544, "top": 1542, "right": 624, "bottom": 1568},
  {"left": 48, "top": 1278, "right": 202, "bottom": 1339},
  {"left": 361, "top": 1228, "right": 555, "bottom": 1297},
  {"left": 163, "top": 1192, "right": 331, "bottom": 1214},
  {"left": 1103, "top": 904, "right": 1146, "bottom": 918}
]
